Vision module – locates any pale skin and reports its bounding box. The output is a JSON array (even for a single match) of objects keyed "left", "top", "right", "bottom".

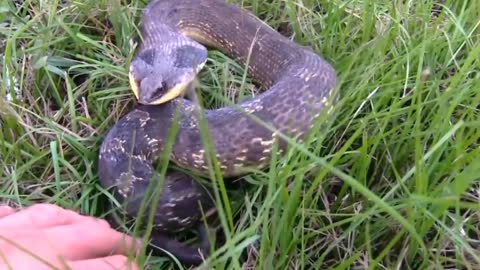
[{"left": 0, "top": 203, "right": 140, "bottom": 270}]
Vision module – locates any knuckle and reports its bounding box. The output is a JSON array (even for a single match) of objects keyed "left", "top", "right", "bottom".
[
  {"left": 84, "top": 217, "right": 111, "bottom": 229},
  {"left": 28, "top": 203, "right": 62, "bottom": 212},
  {"left": 27, "top": 204, "right": 67, "bottom": 223},
  {"left": 27, "top": 203, "right": 64, "bottom": 216}
]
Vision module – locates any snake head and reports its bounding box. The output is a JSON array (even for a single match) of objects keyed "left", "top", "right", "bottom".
[{"left": 129, "top": 44, "right": 207, "bottom": 105}]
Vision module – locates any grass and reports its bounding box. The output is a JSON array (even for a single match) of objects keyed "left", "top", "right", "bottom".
[{"left": 1, "top": 0, "right": 480, "bottom": 269}]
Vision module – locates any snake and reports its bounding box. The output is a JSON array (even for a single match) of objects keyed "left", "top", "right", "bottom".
[{"left": 97, "top": 0, "right": 337, "bottom": 265}]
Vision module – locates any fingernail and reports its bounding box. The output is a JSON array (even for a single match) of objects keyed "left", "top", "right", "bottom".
[{"left": 134, "top": 237, "right": 143, "bottom": 254}]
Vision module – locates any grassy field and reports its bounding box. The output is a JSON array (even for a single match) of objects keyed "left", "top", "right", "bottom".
[{"left": 1, "top": 0, "right": 480, "bottom": 269}]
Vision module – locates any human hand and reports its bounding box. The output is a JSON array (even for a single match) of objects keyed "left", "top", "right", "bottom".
[{"left": 0, "top": 203, "right": 140, "bottom": 270}]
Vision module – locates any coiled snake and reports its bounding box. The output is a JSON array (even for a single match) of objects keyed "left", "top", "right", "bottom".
[{"left": 98, "top": 0, "right": 337, "bottom": 265}]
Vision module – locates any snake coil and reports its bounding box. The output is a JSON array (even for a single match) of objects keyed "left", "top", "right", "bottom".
[{"left": 98, "top": 0, "right": 337, "bottom": 265}]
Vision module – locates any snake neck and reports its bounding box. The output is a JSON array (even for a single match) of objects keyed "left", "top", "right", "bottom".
[{"left": 143, "top": 0, "right": 303, "bottom": 88}]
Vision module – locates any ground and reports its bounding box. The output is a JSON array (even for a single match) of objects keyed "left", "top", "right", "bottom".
[{"left": 1, "top": 0, "right": 480, "bottom": 269}]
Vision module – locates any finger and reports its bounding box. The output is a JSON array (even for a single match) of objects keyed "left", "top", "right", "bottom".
[
  {"left": 0, "top": 205, "right": 16, "bottom": 218},
  {"left": 68, "top": 255, "right": 139, "bottom": 270},
  {"left": 44, "top": 219, "right": 141, "bottom": 261},
  {"left": 0, "top": 203, "right": 97, "bottom": 229}
]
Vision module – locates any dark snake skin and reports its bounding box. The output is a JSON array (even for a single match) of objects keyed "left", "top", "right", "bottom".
[{"left": 98, "top": 0, "right": 337, "bottom": 265}]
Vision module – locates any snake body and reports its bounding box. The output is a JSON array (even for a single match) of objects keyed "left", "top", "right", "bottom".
[{"left": 98, "top": 0, "right": 337, "bottom": 265}]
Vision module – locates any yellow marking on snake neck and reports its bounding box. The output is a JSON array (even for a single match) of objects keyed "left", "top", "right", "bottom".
[
  {"left": 129, "top": 72, "right": 140, "bottom": 100},
  {"left": 179, "top": 28, "right": 218, "bottom": 48}
]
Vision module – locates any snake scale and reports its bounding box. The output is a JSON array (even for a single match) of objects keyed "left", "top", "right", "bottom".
[{"left": 98, "top": 0, "right": 337, "bottom": 265}]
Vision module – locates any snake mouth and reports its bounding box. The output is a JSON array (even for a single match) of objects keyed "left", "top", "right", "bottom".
[
  {"left": 145, "top": 80, "right": 191, "bottom": 105},
  {"left": 129, "top": 71, "right": 193, "bottom": 105}
]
